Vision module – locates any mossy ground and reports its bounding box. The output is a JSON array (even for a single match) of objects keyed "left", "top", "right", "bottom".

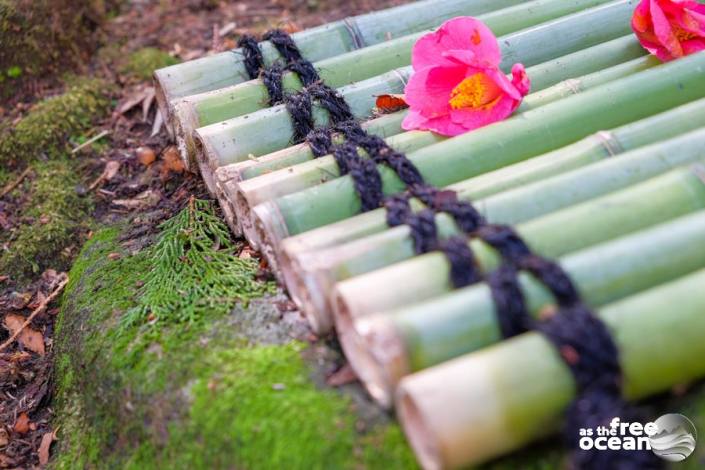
[
  {"left": 0, "top": 77, "right": 112, "bottom": 283},
  {"left": 53, "top": 204, "right": 416, "bottom": 469},
  {"left": 121, "top": 47, "right": 180, "bottom": 81},
  {"left": 0, "top": 77, "right": 113, "bottom": 168},
  {"left": 0, "top": 0, "right": 116, "bottom": 100},
  {"left": 0, "top": 160, "right": 93, "bottom": 282}
]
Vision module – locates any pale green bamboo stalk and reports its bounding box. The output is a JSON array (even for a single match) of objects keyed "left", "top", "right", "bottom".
[
  {"left": 252, "top": 52, "right": 705, "bottom": 266},
  {"left": 285, "top": 127, "right": 705, "bottom": 333},
  {"left": 213, "top": 110, "right": 408, "bottom": 234},
  {"left": 176, "top": 0, "right": 617, "bottom": 129},
  {"left": 349, "top": 204, "right": 705, "bottom": 408},
  {"left": 194, "top": 0, "right": 636, "bottom": 173},
  {"left": 334, "top": 164, "right": 705, "bottom": 343},
  {"left": 278, "top": 96, "right": 705, "bottom": 267},
  {"left": 227, "top": 54, "right": 654, "bottom": 244},
  {"left": 154, "top": 0, "right": 528, "bottom": 126},
  {"left": 397, "top": 266, "right": 705, "bottom": 469},
  {"left": 216, "top": 34, "right": 645, "bottom": 186}
]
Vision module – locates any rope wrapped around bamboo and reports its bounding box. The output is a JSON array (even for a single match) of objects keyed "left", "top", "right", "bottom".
[{"left": 231, "top": 28, "right": 668, "bottom": 470}]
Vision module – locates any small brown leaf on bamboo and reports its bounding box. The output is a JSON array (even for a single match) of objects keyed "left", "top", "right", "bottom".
[{"left": 375, "top": 94, "right": 408, "bottom": 113}]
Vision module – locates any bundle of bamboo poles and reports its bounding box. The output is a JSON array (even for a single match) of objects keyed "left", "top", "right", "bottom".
[{"left": 155, "top": 0, "right": 705, "bottom": 466}]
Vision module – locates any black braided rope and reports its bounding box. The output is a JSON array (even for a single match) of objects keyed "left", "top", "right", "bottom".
[
  {"left": 537, "top": 305, "right": 663, "bottom": 469},
  {"left": 439, "top": 236, "right": 482, "bottom": 288},
  {"left": 331, "top": 142, "right": 384, "bottom": 212},
  {"left": 285, "top": 92, "right": 315, "bottom": 144},
  {"left": 237, "top": 35, "right": 266, "bottom": 80}
]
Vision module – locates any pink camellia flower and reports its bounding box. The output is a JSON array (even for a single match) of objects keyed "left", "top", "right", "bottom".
[
  {"left": 632, "top": 0, "right": 705, "bottom": 61},
  {"left": 402, "top": 17, "right": 530, "bottom": 137}
]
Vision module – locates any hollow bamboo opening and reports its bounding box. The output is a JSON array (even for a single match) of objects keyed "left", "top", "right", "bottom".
[
  {"left": 173, "top": 101, "right": 201, "bottom": 173},
  {"left": 192, "top": 133, "right": 218, "bottom": 195},
  {"left": 335, "top": 308, "right": 406, "bottom": 408},
  {"left": 252, "top": 201, "right": 289, "bottom": 280},
  {"left": 153, "top": 73, "right": 175, "bottom": 139},
  {"left": 278, "top": 253, "right": 331, "bottom": 334},
  {"left": 397, "top": 391, "right": 443, "bottom": 470},
  {"left": 213, "top": 177, "right": 242, "bottom": 236},
  {"left": 234, "top": 186, "right": 261, "bottom": 250}
]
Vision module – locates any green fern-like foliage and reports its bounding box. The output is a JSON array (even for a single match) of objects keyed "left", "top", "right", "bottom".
[{"left": 121, "top": 198, "right": 275, "bottom": 329}]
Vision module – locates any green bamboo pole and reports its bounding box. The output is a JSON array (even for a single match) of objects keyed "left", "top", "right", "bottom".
[
  {"left": 397, "top": 266, "right": 705, "bottom": 469},
  {"left": 176, "top": 0, "right": 618, "bottom": 130},
  {"left": 335, "top": 167, "right": 705, "bottom": 406},
  {"left": 334, "top": 163, "right": 705, "bottom": 341},
  {"left": 279, "top": 96, "right": 705, "bottom": 267},
  {"left": 215, "top": 34, "right": 645, "bottom": 187},
  {"left": 252, "top": 52, "right": 705, "bottom": 265},
  {"left": 154, "top": 0, "right": 528, "bottom": 127},
  {"left": 214, "top": 110, "right": 408, "bottom": 234},
  {"left": 194, "top": 0, "right": 636, "bottom": 174},
  {"left": 227, "top": 54, "right": 654, "bottom": 243},
  {"left": 284, "top": 127, "right": 705, "bottom": 333}
]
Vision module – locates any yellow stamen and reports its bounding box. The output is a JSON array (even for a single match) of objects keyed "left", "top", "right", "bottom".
[
  {"left": 449, "top": 74, "right": 492, "bottom": 110},
  {"left": 675, "top": 27, "right": 698, "bottom": 42}
]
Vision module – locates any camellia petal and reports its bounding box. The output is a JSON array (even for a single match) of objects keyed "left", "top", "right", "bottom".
[
  {"left": 402, "top": 16, "right": 530, "bottom": 137},
  {"left": 632, "top": 0, "right": 705, "bottom": 61},
  {"left": 404, "top": 65, "right": 467, "bottom": 117},
  {"left": 411, "top": 16, "right": 501, "bottom": 70}
]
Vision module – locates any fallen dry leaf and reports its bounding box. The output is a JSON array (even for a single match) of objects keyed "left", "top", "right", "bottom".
[
  {"left": 142, "top": 87, "right": 156, "bottom": 121},
  {"left": 3, "top": 313, "right": 45, "bottom": 355},
  {"left": 326, "top": 364, "right": 358, "bottom": 386},
  {"left": 160, "top": 146, "right": 185, "bottom": 177},
  {"left": 112, "top": 189, "right": 161, "bottom": 210},
  {"left": 14, "top": 412, "right": 30, "bottom": 434},
  {"left": 107, "top": 252, "right": 121, "bottom": 261},
  {"left": 0, "top": 428, "right": 8, "bottom": 446},
  {"left": 38, "top": 429, "right": 57, "bottom": 465},
  {"left": 136, "top": 146, "right": 156, "bottom": 166},
  {"left": 375, "top": 94, "right": 408, "bottom": 113}
]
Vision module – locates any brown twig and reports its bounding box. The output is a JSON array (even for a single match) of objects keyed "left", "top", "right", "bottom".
[
  {"left": 0, "top": 167, "right": 32, "bottom": 199},
  {"left": 0, "top": 274, "right": 69, "bottom": 353}
]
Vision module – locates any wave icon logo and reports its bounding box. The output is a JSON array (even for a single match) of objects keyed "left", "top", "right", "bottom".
[{"left": 649, "top": 414, "right": 698, "bottom": 462}]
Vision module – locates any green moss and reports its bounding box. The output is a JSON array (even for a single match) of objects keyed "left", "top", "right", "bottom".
[
  {"left": 121, "top": 47, "right": 179, "bottom": 81},
  {"left": 53, "top": 211, "right": 414, "bottom": 468},
  {"left": 0, "top": 77, "right": 112, "bottom": 168},
  {"left": 0, "top": 0, "right": 113, "bottom": 98},
  {"left": 0, "top": 159, "right": 93, "bottom": 282}
]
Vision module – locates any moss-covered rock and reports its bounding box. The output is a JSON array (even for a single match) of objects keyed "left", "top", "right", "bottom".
[
  {"left": 0, "top": 0, "right": 116, "bottom": 99},
  {"left": 53, "top": 202, "right": 416, "bottom": 469},
  {"left": 0, "top": 160, "right": 93, "bottom": 282},
  {"left": 121, "top": 47, "right": 179, "bottom": 81},
  {"left": 0, "top": 77, "right": 113, "bottom": 168}
]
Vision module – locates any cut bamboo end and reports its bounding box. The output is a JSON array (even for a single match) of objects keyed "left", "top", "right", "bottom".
[
  {"left": 396, "top": 392, "right": 444, "bottom": 470},
  {"left": 337, "top": 312, "right": 409, "bottom": 408},
  {"left": 252, "top": 201, "right": 289, "bottom": 281},
  {"left": 395, "top": 354, "right": 509, "bottom": 470},
  {"left": 192, "top": 129, "right": 219, "bottom": 195},
  {"left": 278, "top": 251, "right": 333, "bottom": 334},
  {"left": 233, "top": 185, "right": 262, "bottom": 250},
  {"left": 153, "top": 72, "right": 174, "bottom": 139},
  {"left": 213, "top": 166, "right": 243, "bottom": 236},
  {"left": 172, "top": 100, "right": 201, "bottom": 173}
]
